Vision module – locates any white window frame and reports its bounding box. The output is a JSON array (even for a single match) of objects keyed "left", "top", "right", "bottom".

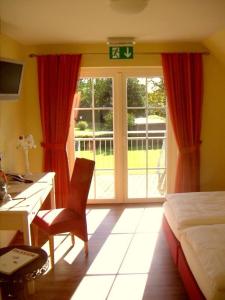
[{"left": 78, "top": 67, "right": 175, "bottom": 204}]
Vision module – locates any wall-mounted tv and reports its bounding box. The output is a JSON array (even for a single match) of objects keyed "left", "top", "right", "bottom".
[{"left": 0, "top": 57, "right": 25, "bottom": 100}]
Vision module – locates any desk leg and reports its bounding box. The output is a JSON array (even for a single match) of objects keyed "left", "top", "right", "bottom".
[
  {"left": 22, "top": 216, "right": 35, "bottom": 294},
  {"left": 50, "top": 177, "right": 56, "bottom": 209},
  {"left": 22, "top": 215, "right": 32, "bottom": 246}
]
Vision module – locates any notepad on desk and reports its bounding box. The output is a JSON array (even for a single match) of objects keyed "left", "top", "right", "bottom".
[{"left": 0, "top": 248, "right": 39, "bottom": 275}]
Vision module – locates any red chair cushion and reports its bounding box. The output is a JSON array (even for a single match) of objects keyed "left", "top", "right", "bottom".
[{"left": 34, "top": 208, "right": 84, "bottom": 236}]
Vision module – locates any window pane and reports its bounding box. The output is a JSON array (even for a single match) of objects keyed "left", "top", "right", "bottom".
[
  {"left": 94, "top": 78, "right": 113, "bottom": 108},
  {"left": 95, "top": 140, "right": 114, "bottom": 170},
  {"left": 76, "top": 76, "right": 114, "bottom": 201},
  {"left": 75, "top": 110, "right": 93, "bottom": 136},
  {"left": 128, "top": 148, "right": 146, "bottom": 169},
  {"left": 95, "top": 110, "right": 113, "bottom": 132},
  {"left": 127, "top": 109, "right": 146, "bottom": 133},
  {"left": 127, "top": 109, "right": 146, "bottom": 169},
  {"left": 128, "top": 170, "right": 146, "bottom": 198},
  {"left": 78, "top": 78, "right": 92, "bottom": 108},
  {"left": 94, "top": 109, "right": 114, "bottom": 170},
  {"left": 96, "top": 170, "right": 114, "bottom": 199},
  {"left": 88, "top": 176, "right": 95, "bottom": 199},
  {"left": 127, "top": 78, "right": 146, "bottom": 108},
  {"left": 74, "top": 110, "right": 93, "bottom": 157},
  {"left": 148, "top": 108, "right": 166, "bottom": 125},
  {"left": 127, "top": 76, "right": 166, "bottom": 199},
  {"left": 147, "top": 169, "right": 166, "bottom": 197},
  {"left": 147, "top": 77, "right": 166, "bottom": 109}
]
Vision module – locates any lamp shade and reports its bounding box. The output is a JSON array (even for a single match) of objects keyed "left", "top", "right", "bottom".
[{"left": 110, "top": 0, "right": 149, "bottom": 14}]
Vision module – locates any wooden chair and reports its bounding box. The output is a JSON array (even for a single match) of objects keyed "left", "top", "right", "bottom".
[{"left": 32, "top": 158, "right": 95, "bottom": 267}]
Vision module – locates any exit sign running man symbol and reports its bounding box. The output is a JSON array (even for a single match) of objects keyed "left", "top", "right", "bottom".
[{"left": 109, "top": 46, "right": 134, "bottom": 59}]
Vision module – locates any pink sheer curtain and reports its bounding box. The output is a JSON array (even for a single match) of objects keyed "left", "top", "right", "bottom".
[
  {"left": 37, "top": 54, "right": 82, "bottom": 207},
  {"left": 161, "top": 53, "right": 203, "bottom": 192}
]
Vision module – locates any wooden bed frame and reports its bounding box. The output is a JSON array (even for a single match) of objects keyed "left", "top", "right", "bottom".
[{"left": 162, "top": 216, "right": 205, "bottom": 300}]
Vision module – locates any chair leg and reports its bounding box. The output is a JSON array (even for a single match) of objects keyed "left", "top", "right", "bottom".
[
  {"left": 84, "top": 241, "right": 88, "bottom": 256},
  {"left": 70, "top": 233, "right": 75, "bottom": 246},
  {"left": 49, "top": 235, "right": 55, "bottom": 268}
]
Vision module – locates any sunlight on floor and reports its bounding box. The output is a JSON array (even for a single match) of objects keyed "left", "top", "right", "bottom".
[
  {"left": 41, "top": 234, "right": 80, "bottom": 271},
  {"left": 86, "top": 208, "right": 110, "bottom": 234},
  {"left": 63, "top": 237, "right": 85, "bottom": 264},
  {"left": 40, "top": 206, "right": 164, "bottom": 299},
  {"left": 119, "top": 233, "right": 159, "bottom": 274},
  {"left": 70, "top": 206, "right": 163, "bottom": 300},
  {"left": 136, "top": 206, "right": 163, "bottom": 233},
  {"left": 107, "top": 274, "right": 148, "bottom": 300},
  {"left": 41, "top": 208, "right": 111, "bottom": 267},
  {"left": 70, "top": 275, "right": 115, "bottom": 300},
  {"left": 87, "top": 233, "right": 133, "bottom": 274},
  {"left": 111, "top": 208, "right": 145, "bottom": 233}
]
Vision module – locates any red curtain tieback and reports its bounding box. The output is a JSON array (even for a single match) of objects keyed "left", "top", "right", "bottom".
[
  {"left": 180, "top": 142, "right": 201, "bottom": 155},
  {"left": 41, "top": 142, "right": 65, "bottom": 150}
]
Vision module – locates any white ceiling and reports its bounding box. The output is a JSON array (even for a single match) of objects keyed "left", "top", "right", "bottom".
[{"left": 1, "top": 0, "right": 225, "bottom": 45}]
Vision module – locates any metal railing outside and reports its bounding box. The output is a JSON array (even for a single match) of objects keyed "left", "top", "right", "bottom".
[
  {"left": 75, "top": 131, "right": 166, "bottom": 154},
  {"left": 75, "top": 131, "right": 166, "bottom": 198}
]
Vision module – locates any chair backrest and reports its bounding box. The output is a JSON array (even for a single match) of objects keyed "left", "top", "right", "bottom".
[{"left": 68, "top": 158, "right": 95, "bottom": 214}]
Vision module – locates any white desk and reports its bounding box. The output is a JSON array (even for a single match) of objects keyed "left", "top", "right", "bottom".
[{"left": 0, "top": 172, "right": 55, "bottom": 245}]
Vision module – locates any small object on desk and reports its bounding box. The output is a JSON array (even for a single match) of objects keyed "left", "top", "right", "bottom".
[
  {"left": 6, "top": 173, "right": 33, "bottom": 184},
  {"left": 0, "top": 170, "right": 7, "bottom": 183},
  {"left": 0, "top": 181, "right": 7, "bottom": 200},
  {"left": 0, "top": 170, "right": 8, "bottom": 200},
  {"left": 0, "top": 181, "right": 11, "bottom": 202},
  {"left": 16, "top": 134, "right": 36, "bottom": 175}
]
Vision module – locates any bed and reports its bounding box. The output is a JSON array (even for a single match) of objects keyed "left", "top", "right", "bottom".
[
  {"left": 180, "top": 224, "right": 225, "bottom": 300},
  {"left": 163, "top": 191, "right": 225, "bottom": 263},
  {"left": 162, "top": 191, "right": 225, "bottom": 299}
]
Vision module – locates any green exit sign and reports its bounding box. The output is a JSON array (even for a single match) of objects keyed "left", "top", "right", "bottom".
[{"left": 109, "top": 46, "right": 134, "bottom": 60}]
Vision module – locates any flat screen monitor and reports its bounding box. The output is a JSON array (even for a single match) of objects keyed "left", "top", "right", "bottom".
[{"left": 0, "top": 57, "right": 25, "bottom": 100}]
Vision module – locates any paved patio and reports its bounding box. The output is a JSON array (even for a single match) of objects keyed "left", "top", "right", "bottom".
[{"left": 89, "top": 173, "right": 166, "bottom": 201}]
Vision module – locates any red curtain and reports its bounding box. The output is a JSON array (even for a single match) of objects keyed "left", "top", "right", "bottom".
[
  {"left": 37, "top": 54, "right": 82, "bottom": 207},
  {"left": 161, "top": 53, "right": 203, "bottom": 192}
]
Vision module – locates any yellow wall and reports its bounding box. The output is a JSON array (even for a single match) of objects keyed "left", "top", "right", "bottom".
[
  {"left": 0, "top": 35, "right": 42, "bottom": 174},
  {"left": 28, "top": 37, "right": 225, "bottom": 192},
  {"left": 22, "top": 49, "right": 43, "bottom": 173},
  {"left": 1, "top": 36, "right": 225, "bottom": 190},
  {"left": 1, "top": 34, "right": 225, "bottom": 244},
  {"left": 34, "top": 41, "right": 207, "bottom": 67},
  {"left": 200, "top": 30, "right": 225, "bottom": 190},
  {"left": 201, "top": 53, "right": 225, "bottom": 190},
  {"left": 0, "top": 34, "right": 26, "bottom": 173},
  {"left": 0, "top": 34, "right": 27, "bottom": 245},
  {"left": 203, "top": 29, "right": 225, "bottom": 67}
]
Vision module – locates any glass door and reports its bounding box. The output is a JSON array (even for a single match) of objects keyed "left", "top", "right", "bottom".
[
  {"left": 74, "top": 68, "right": 167, "bottom": 203},
  {"left": 74, "top": 76, "right": 114, "bottom": 202},
  {"left": 126, "top": 76, "right": 166, "bottom": 201}
]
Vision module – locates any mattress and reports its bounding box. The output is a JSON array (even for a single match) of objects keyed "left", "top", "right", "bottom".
[
  {"left": 163, "top": 191, "right": 225, "bottom": 240},
  {"left": 180, "top": 224, "right": 225, "bottom": 300}
]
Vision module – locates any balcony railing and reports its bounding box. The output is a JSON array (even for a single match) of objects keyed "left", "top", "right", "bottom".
[
  {"left": 75, "top": 131, "right": 165, "bottom": 152},
  {"left": 75, "top": 131, "right": 166, "bottom": 198}
]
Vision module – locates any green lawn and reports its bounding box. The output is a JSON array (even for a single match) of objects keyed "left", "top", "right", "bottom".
[{"left": 78, "top": 149, "right": 164, "bottom": 170}]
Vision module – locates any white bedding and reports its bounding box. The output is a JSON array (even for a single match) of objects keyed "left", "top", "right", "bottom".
[
  {"left": 163, "top": 191, "right": 225, "bottom": 240},
  {"left": 181, "top": 224, "right": 225, "bottom": 300}
]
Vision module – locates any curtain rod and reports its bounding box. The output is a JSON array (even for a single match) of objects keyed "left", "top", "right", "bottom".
[{"left": 29, "top": 51, "right": 210, "bottom": 57}]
